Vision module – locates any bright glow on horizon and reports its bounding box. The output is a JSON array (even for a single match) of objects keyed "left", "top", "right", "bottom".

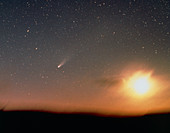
[
  {"left": 133, "top": 76, "right": 150, "bottom": 94},
  {"left": 125, "top": 71, "right": 155, "bottom": 98}
]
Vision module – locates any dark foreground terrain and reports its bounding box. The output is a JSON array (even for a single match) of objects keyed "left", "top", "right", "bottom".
[{"left": 0, "top": 110, "right": 170, "bottom": 133}]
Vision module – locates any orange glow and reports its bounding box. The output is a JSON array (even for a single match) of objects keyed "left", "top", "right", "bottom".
[
  {"left": 124, "top": 71, "right": 156, "bottom": 99},
  {"left": 133, "top": 76, "right": 150, "bottom": 94},
  {"left": 128, "top": 72, "right": 152, "bottom": 95}
]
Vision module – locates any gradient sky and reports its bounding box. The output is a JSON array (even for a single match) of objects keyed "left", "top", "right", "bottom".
[{"left": 0, "top": 0, "right": 170, "bottom": 115}]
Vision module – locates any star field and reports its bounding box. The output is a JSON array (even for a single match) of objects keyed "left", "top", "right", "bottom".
[{"left": 0, "top": 0, "right": 169, "bottom": 113}]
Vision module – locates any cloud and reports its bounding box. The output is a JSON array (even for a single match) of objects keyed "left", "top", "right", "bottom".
[{"left": 95, "top": 77, "right": 123, "bottom": 89}]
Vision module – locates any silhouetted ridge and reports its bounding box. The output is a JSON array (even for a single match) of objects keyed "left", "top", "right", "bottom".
[{"left": 0, "top": 110, "right": 170, "bottom": 133}]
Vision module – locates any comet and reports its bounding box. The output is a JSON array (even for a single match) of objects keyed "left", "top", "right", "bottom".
[{"left": 57, "top": 58, "right": 69, "bottom": 69}]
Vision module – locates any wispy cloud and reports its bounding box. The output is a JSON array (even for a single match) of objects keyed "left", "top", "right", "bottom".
[{"left": 95, "top": 77, "right": 123, "bottom": 89}]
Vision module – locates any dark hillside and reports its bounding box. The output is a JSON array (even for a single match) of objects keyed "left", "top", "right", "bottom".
[{"left": 0, "top": 111, "right": 170, "bottom": 133}]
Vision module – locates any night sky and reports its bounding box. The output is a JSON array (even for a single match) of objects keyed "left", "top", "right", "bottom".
[{"left": 0, "top": 0, "right": 170, "bottom": 115}]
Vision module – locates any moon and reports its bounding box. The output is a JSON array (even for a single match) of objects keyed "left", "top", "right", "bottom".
[
  {"left": 132, "top": 76, "right": 150, "bottom": 95},
  {"left": 125, "top": 71, "right": 155, "bottom": 98}
]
